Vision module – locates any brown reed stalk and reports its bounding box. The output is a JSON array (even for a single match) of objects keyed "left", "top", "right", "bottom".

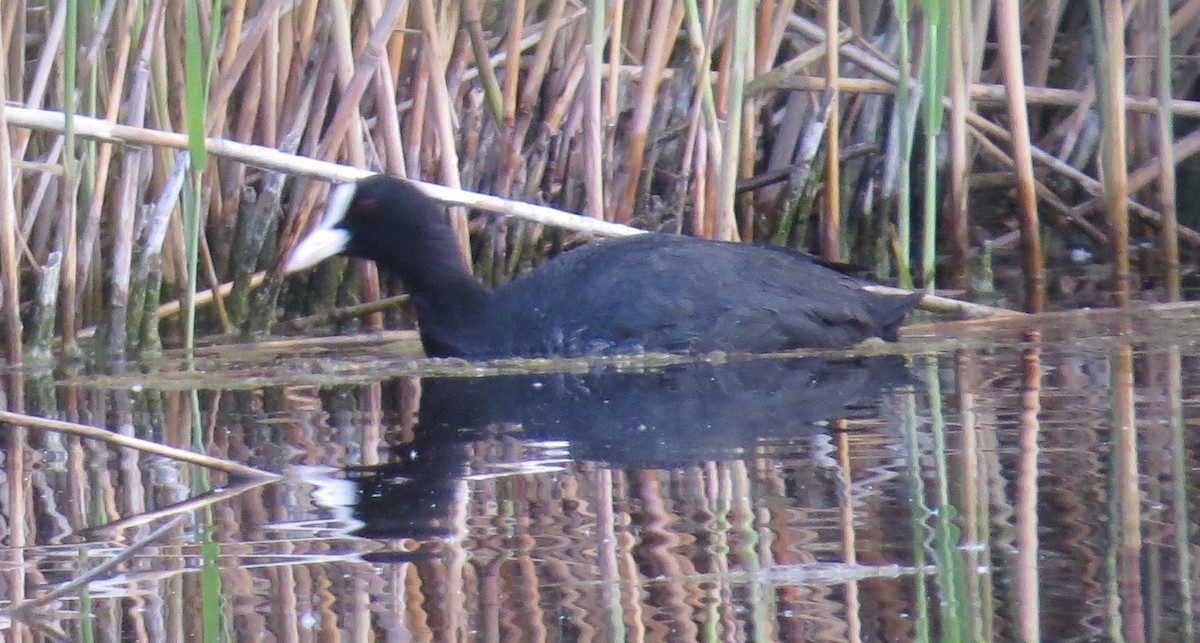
[
  {"left": 109, "top": 1, "right": 166, "bottom": 355},
  {"left": 995, "top": 0, "right": 1044, "bottom": 312},
  {"left": 0, "top": 410, "right": 277, "bottom": 478},
  {"left": 1127, "top": 6, "right": 1155, "bottom": 166},
  {"left": 77, "top": 1, "right": 138, "bottom": 315},
  {"left": 686, "top": 0, "right": 724, "bottom": 237},
  {"left": 318, "top": 2, "right": 409, "bottom": 162},
  {"left": 614, "top": 0, "right": 683, "bottom": 224},
  {"left": 582, "top": 0, "right": 605, "bottom": 218},
  {"left": 717, "top": 0, "right": 751, "bottom": 242},
  {"left": 415, "top": 0, "right": 470, "bottom": 263},
  {"left": 0, "top": 75, "right": 20, "bottom": 364},
  {"left": 1157, "top": 0, "right": 1179, "bottom": 302},
  {"left": 325, "top": 0, "right": 367, "bottom": 168},
  {"left": 760, "top": 76, "right": 1200, "bottom": 124},
  {"left": 941, "top": 0, "right": 970, "bottom": 290},
  {"left": 462, "top": 0, "right": 504, "bottom": 124},
  {"left": 517, "top": 0, "right": 569, "bottom": 136},
  {"left": 502, "top": 0, "right": 526, "bottom": 125},
  {"left": 372, "top": 30, "right": 408, "bottom": 177},
  {"left": 605, "top": 0, "right": 624, "bottom": 164},
  {"left": 10, "top": 1, "right": 67, "bottom": 161},
  {"left": 56, "top": 7, "right": 80, "bottom": 357},
  {"left": 1099, "top": 0, "right": 1131, "bottom": 308},
  {"left": 757, "top": 0, "right": 797, "bottom": 75}
]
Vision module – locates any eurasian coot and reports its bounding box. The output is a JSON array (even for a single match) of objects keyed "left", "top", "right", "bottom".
[{"left": 285, "top": 174, "right": 922, "bottom": 358}]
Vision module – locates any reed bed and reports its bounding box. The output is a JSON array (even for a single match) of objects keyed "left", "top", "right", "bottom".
[{"left": 2, "top": 1, "right": 1200, "bottom": 367}]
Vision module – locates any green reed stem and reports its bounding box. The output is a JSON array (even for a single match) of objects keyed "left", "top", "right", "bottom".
[
  {"left": 894, "top": 0, "right": 914, "bottom": 288},
  {"left": 920, "top": 0, "right": 948, "bottom": 292}
]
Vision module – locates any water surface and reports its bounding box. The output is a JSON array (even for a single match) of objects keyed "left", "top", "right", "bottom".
[{"left": 2, "top": 305, "right": 1199, "bottom": 641}]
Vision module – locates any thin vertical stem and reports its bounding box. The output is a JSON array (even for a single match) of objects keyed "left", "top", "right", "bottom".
[
  {"left": 614, "top": 0, "right": 683, "bottom": 224},
  {"left": 583, "top": 0, "right": 605, "bottom": 218},
  {"left": 502, "top": 0, "right": 525, "bottom": 125},
  {"left": 462, "top": 0, "right": 504, "bottom": 124},
  {"left": 604, "top": 0, "right": 624, "bottom": 182},
  {"left": 945, "top": 0, "right": 970, "bottom": 290},
  {"left": 994, "top": 0, "right": 1044, "bottom": 311},
  {"left": 0, "top": 61, "right": 20, "bottom": 364},
  {"left": 1097, "top": 0, "right": 1130, "bottom": 307},
  {"left": 60, "top": 0, "right": 79, "bottom": 353},
  {"left": 1156, "top": 0, "right": 1178, "bottom": 301},
  {"left": 893, "top": 0, "right": 914, "bottom": 288},
  {"left": 822, "top": 0, "right": 841, "bottom": 260},
  {"left": 1015, "top": 341, "right": 1042, "bottom": 643},
  {"left": 415, "top": 0, "right": 469, "bottom": 262},
  {"left": 920, "top": 1, "right": 947, "bottom": 294},
  {"left": 717, "top": 0, "right": 751, "bottom": 241}
]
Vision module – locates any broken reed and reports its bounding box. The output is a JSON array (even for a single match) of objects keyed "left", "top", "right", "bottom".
[{"left": 1, "top": 1, "right": 1198, "bottom": 366}]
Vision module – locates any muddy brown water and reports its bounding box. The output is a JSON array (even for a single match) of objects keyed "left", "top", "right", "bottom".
[{"left": 3, "top": 305, "right": 1200, "bottom": 640}]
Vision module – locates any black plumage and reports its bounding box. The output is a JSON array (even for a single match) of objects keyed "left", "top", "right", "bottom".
[{"left": 286, "top": 174, "right": 921, "bottom": 358}]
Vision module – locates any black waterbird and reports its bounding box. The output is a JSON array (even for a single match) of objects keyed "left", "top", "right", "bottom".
[{"left": 285, "top": 174, "right": 922, "bottom": 359}]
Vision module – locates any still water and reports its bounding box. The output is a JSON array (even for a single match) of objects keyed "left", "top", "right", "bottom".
[{"left": 2, "top": 305, "right": 1199, "bottom": 641}]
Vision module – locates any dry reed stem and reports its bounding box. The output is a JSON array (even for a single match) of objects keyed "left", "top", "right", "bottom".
[
  {"left": 318, "top": 4, "right": 384, "bottom": 335},
  {"left": 717, "top": 0, "right": 752, "bottom": 242},
  {"left": 155, "top": 271, "right": 266, "bottom": 320},
  {"left": 209, "top": 0, "right": 287, "bottom": 137},
  {"left": 995, "top": 0, "right": 1044, "bottom": 311},
  {"left": 80, "top": 3, "right": 143, "bottom": 309},
  {"left": 462, "top": 0, "right": 504, "bottom": 123},
  {"left": 109, "top": 2, "right": 166, "bottom": 354},
  {"left": 1158, "top": 0, "right": 1180, "bottom": 302},
  {"left": 78, "top": 477, "right": 275, "bottom": 537},
  {"left": 615, "top": 0, "right": 683, "bottom": 224},
  {"left": 967, "top": 128, "right": 1109, "bottom": 246},
  {"left": 7, "top": 107, "right": 642, "bottom": 238},
  {"left": 0, "top": 71, "right": 20, "bottom": 365},
  {"left": 416, "top": 0, "right": 470, "bottom": 266},
  {"left": 0, "top": 410, "right": 278, "bottom": 478},
  {"left": 768, "top": 73, "right": 1200, "bottom": 245},
  {"left": 1025, "top": 0, "right": 1065, "bottom": 88},
  {"left": 503, "top": 0, "right": 526, "bottom": 125},
  {"left": 966, "top": 112, "right": 1200, "bottom": 244},
  {"left": 583, "top": 2, "right": 605, "bottom": 218},
  {"left": 277, "top": 294, "right": 412, "bottom": 332},
  {"left": 5, "top": 516, "right": 185, "bottom": 615},
  {"left": 1100, "top": 0, "right": 1131, "bottom": 307},
  {"left": 760, "top": 0, "right": 798, "bottom": 74},
  {"left": 11, "top": 1, "right": 65, "bottom": 160},
  {"left": 758, "top": 76, "right": 1200, "bottom": 121},
  {"left": 606, "top": 0, "right": 625, "bottom": 128},
  {"left": 945, "top": 0, "right": 971, "bottom": 290}
]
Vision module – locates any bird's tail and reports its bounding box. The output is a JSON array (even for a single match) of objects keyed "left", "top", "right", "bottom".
[{"left": 871, "top": 291, "right": 924, "bottom": 341}]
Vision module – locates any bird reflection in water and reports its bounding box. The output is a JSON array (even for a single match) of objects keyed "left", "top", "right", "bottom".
[{"left": 344, "top": 355, "right": 915, "bottom": 544}]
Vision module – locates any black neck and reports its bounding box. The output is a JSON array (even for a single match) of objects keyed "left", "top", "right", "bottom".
[{"left": 407, "top": 273, "right": 495, "bottom": 358}]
